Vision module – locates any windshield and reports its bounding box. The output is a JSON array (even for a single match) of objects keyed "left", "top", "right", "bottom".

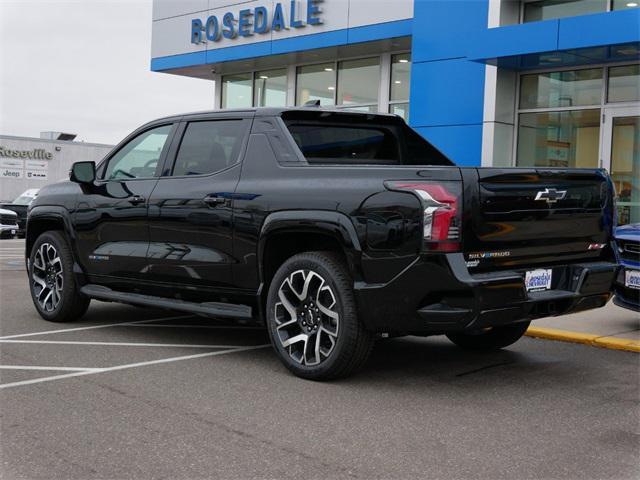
[{"left": 12, "top": 195, "right": 35, "bottom": 205}]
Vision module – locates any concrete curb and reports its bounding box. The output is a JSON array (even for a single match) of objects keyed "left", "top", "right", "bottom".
[{"left": 526, "top": 326, "right": 640, "bottom": 353}]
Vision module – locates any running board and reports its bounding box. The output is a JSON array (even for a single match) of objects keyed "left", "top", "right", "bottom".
[{"left": 80, "top": 284, "right": 253, "bottom": 320}]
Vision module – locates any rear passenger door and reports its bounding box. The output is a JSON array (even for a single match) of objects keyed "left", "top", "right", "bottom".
[{"left": 146, "top": 115, "right": 252, "bottom": 297}]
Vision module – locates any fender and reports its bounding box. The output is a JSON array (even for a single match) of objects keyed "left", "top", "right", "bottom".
[
  {"left": 27, "top": 206, "right": 88, "bottom": 285},
  {"left": 257, "top": 209, "right": 364, "bottom": 286}
]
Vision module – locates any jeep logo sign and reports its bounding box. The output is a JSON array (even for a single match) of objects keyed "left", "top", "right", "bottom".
[{"left": 190, "top": 0, "right": 323, "bottom": 44}]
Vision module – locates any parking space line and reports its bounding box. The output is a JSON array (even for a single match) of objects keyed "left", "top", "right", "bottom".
[
  {"left": 0, "top": 344, "right": 269, "bottom": 389},
  {"left": 121, "top": 323, "right": 265, "bottom": 330},
  {"left": 0, "top": 365, "right": 103, "bottom": 372},
  {"left": 0, "top": 339, "right": 257, "bottom": 349},
  {"left": 0, "top": 315, "right": 195, "bottom": 340}
]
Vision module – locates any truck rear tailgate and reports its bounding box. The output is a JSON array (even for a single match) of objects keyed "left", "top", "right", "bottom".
[{"left": 464, "top": 168, "right": 615, "bottom": 271}]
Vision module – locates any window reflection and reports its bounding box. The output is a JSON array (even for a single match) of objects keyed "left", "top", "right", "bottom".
[
  {"left": 222, "top": 73, "right": 253, "bottom": 109},
  {"left": 296, "top": 63, "right": 335, "bottom": 106},
  {"left": 520, "top": 69, "right": 603, "bottom": 109},
  {"left": 254, "top": 69, "right": 287, "bottom": 107},
  {"left": 517, "top": 110, "right": 601, "bottom": 168},
  {"left": 337, "top": 57, "right": 379, "bottom": 106}
]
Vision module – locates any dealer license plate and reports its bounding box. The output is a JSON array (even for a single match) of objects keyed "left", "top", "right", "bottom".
[
  {"left": 525, "top": 268, "right": 553, "bottom": 292},
  {"left": 625, "top": 269, "right": 640, "bottom": 290}
]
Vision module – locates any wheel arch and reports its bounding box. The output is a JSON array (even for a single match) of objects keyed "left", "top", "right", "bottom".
[
  {"left": 25, "top": 207, "right": 83, "bottom": 284},
  {"left": 257, "top": 210, "right": 363, "bottom": 319}
]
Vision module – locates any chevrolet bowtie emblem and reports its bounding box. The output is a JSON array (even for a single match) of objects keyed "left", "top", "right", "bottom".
[{"left": 534, "top": 188, "right": 567, "bottom": 204}]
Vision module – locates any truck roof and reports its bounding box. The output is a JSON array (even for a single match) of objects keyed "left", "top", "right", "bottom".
[{"left": 151, "top": 106, "right": 400, "bottom": 124}]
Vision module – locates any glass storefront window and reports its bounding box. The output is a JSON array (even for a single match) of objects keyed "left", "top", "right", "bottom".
[
  {"left": 610, "top": 116, "right": 640, "bottom": 224},
  {"left": 222, "top": 73, "right": 253, "bottom": 109},
  {"left": 390, "top": 54, "right": 411, "bottom": 102},
  {"left": 296, "top": 63, "right": 336, "bottom": 106},
  {"left": 520, "top": 68, "right": 603, "bottom": 109},
  {"left": 337, "top": 57, "right": 379, "bottom": 106},
  {"left": 390, "top": 103, "right": 410, "bottom": 120},
  {"left": 523, "top": 0, "right": 608, "bottom": 22},
  {"left": 340, "top": 105, "right": 378, "bottom": 113},
  {"left": 517, "top": 109, "right": 601, "bottom": 167},
  {"left": 612, "top": 0, "right": 640, "bottom": 10},
  {"left": 608, "top": 64, "right": 640, "bottom": 103},
  {"left": 254, "top": 69, "right": 287, "bottom": 107}
]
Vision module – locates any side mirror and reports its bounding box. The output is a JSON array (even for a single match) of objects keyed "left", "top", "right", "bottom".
[{"left": 70, "top": 161, "right": 96, "bottom": 184}]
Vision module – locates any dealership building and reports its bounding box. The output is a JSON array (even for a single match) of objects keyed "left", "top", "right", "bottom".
[
  {"left": 151, "top": 0, "right": 639, "bottom": 224},
  {"left": 0, "top": 134, "right": 112, "bottom": 202}
]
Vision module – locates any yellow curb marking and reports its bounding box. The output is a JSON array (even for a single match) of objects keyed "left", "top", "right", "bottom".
[{"left": 525, "top": 326, "right": 640, "bottom": 353}]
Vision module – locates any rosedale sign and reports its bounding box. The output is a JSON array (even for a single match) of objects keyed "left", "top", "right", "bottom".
[
  {"left": 191, "top": 0, "right": 323, "bottom": 44},
  {"left": 0, "top": 146, "right": 53, "bottom": 160}
]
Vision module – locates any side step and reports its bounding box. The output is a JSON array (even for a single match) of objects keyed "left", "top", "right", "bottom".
[{"left": 80, "top": 284, "right": 253, "bottom": 320}]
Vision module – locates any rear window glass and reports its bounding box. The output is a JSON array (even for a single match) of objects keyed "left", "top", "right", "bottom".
[
  {"left": 282, "top": 112, "right": 452, "bottom": 166},
  {"left": 286, "top": 124, "right": 399, "bottom": 164},
  {"left": 172, "top": 120, "right": 247, "bottom": 176}
]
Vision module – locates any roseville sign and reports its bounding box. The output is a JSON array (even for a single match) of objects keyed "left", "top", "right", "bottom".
[
  {"left": 0, "top": 146, "right": 53, "bottom": 160},
  {"left": 0, "top": 145, "right": 52, "bottom": 180}
]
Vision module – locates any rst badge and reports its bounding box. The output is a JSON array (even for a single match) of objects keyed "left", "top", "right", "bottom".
[{"left": 525, "top": 268, "right": 553, "bottom": 292}]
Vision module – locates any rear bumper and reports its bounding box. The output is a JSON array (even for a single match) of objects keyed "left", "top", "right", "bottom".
[{"left": 354, "top": 254, "right": 618, "bottom": 334}]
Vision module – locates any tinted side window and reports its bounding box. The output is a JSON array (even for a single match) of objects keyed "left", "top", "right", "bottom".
[
  {"left": 172, "top": 120, "right": 247, "bottom": 176},
  {"left": 103, "top": 125, "right": 172, "bottom": 180},
  {"left": 286, "top": 124, "right": 400, "bottom": 165}
]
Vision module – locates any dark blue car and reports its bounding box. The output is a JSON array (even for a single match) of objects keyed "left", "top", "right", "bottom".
[{"left": 614, "top": 223, "right": 640, "bottom": 312}]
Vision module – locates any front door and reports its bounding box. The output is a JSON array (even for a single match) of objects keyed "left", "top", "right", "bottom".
[
  {"left": 146, "top": 116, "right": 252, "bottom": 300},
  {"left": 74, "top": 123, "right": 175, "bottom": 281},
  {"left": 602, "top": 106, "right": 640, "bottom": 225}
]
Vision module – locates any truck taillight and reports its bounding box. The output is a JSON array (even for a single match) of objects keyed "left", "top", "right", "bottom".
[{"left": 385, "top": 181, "right": 462, "bottom": 252}]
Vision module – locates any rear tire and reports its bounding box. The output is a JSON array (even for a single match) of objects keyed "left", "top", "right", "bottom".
[
  {"left": 446, "top": 321, "right": 530, "bottom": 351},
  {"left": 28, "top": 231, "right": 90, "bottom": 323},
  {"left": 266, "top": 251, "right": 374, "bottom": 380}
]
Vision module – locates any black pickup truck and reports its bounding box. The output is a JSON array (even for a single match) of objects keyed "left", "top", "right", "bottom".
[{"left": 26, "top": 107, "right": 618, "bottom": 379}]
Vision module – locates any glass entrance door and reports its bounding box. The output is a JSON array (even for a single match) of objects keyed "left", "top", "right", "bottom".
[{"left": 602, "top": 106, "right": 640, "bottom": 225}]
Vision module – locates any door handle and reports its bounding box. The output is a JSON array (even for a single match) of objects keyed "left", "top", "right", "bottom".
[
  {"left": 203, "top": 195, "right": 227, "bottom": 207},
  {"left": 128, "top": 195, "right": 146, "bottom": 205}
]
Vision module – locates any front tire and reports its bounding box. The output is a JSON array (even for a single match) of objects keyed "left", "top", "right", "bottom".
[
  {"left": 266, "top": 251, "right": 374, "bottom": 380},
  {"left": 29, "top": 231, "right": 90, "bottom": 323},
  {"left": 446, "top": 321, "right": 530, "bottom": 351}
]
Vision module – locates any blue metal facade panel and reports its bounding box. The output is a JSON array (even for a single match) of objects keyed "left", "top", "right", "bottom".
[
  {"left": 407, "top": 0, "right": 489, "bottom": 166},
  {"left": 413, "top": 124, "right": 483, "bottom": 167},
  {"left": 409, "top": 58, "right": 486, "bottom": 126},
  {"left": 470, "top": 9, "right": 640, "bottom": 63},
  {"left": 411, "top": 0, "right": 490, "bottom": 62},
  {"left": 558, "top": 9, "right": 640, "bottom": 49}
]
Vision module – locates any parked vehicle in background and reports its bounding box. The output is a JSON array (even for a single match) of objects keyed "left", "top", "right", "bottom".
[
  {"left": 614, "top": 223, "right": 640, "bottom": 312},
  {"left": 0, "top": 208, "right": 18, "bottom": 239},
  {"left": 0, "top": 189, "right": 39, "bottom": 238},
  {"left": 25, "top": 107, "right": 620, "bottom": 379}
]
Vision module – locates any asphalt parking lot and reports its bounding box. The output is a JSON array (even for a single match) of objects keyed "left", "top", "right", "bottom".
[{"left": 1, "top": 239, "right": 639, "bottom": 480}]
